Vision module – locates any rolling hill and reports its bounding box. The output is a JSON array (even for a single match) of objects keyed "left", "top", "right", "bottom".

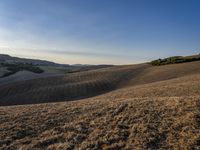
[
  {"left": 0, "top": 54, "right": 65, "bottom": 66},
  {"left": 0, "top": 55, "right": 200, "bottom": 149},
  {"left": 0, "top": 54, "right": 112, "bottom": 85},
  {"left": 0, "top": 68, "right": 200, "bottom": 149},
  {"left": 0, "top": 61, "right": 199, "bottom": 106}
]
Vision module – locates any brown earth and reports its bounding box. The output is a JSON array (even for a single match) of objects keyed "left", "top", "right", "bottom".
[{"left": 0, "top": 61, "right": 200, "bottom": 149}]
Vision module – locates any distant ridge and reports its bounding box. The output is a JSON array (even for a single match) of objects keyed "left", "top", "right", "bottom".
[{"left": 0, "top": 54, "right": 69, "bottom": 67}]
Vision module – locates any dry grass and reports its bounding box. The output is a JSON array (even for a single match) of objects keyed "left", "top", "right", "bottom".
[
  {"left": 0, "top": 97, "right": 199, "bottom": 149},
  {"left": 0, "top": 72, "right": 200, "bottom": 149}
]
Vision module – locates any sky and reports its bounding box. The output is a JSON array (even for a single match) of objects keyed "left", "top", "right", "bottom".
[{"left": 0, "top": 0, "right": 200, "bottom": 64}]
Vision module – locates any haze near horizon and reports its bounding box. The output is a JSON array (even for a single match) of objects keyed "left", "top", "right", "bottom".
[{"left": 0, "top": 0, "right": 200, "bottom": 64}]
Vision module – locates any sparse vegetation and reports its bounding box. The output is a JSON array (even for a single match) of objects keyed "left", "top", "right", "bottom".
[{"left": 151, "top": 55, "right": 200, "bottom": 66}]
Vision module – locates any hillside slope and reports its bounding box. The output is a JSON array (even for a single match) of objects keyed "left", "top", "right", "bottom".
[
  {"left": 0, "top": 61, "right": 200, "bottom": 106},
  {"left": 0, "top": 64, "right": 148, "bottom": 105},
  {"left": 126, "top": 61, "right": 200, "bottom": 86},
  {"left": 0, "top": 62, "right": 200, "bottom": 105},
  {"left": 0, "top": 74, "right": 200, "bottom": 149},
  {"left": 0, "top": 54, "right": 112, "bottom": 85},
  {"left": 0, "top": 54, "right": 64, "bottom": 66}
]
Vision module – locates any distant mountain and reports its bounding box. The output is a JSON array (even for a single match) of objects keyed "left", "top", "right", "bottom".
[{"left": 0, "top": 54, "right": 69, "bottom": 67}]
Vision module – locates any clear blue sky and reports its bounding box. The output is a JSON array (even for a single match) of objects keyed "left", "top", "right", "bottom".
[{"left": 0, "top": 0, "right": 199, "bottom": 64}]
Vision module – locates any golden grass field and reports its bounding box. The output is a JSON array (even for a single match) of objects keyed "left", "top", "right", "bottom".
[{"left": 0, "top": 61, "right": 200, "bottom": 149}]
